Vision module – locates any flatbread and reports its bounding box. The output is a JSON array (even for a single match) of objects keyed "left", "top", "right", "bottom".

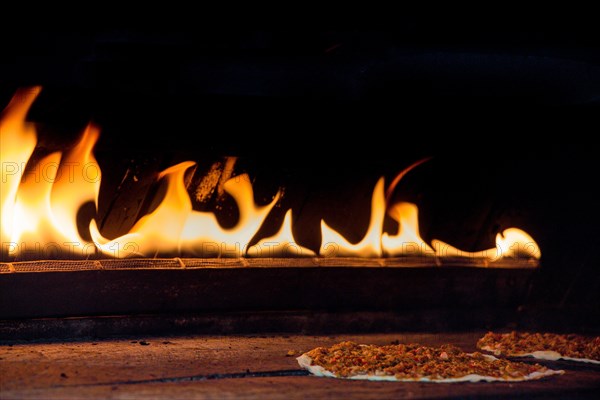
[
  {"left": 297, "top": 341, "right": 564, "bottom": 382},
  {"left": 477, "top": 332, "right": 600, "bottom": 365}
]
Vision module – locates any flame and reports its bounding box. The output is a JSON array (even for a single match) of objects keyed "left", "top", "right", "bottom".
[
  {"left": 0, "top": 88, "right": 39, "bottom": 251},
  {"left": 9, "top": 152, "right": 64, "bottom": 251},
  {"left": 180, "top": 174, "right": 280, "bottom": 257},
  {"left": 91, "top": 165, "right": 280, "bottom": 258},
  {"left": 248, "top": 209, "right": 315, "bottom": 257},
  {"left": 8, "top": 127, "right": 101, "bottom": 257},
  {"left": 320, "top": 178, "right": 385, "bottom": 257},
  {"left": 91, "top": 162, "right": 194, "bottom": 257},
  {"left": 431, "top": 228, "right": 541, "bottom": 261},
  {"left": 50, "top": 124, "right": 101, "bottom": 244},
  {"left": 382, "top": 202, "right": 434, "bottom": 256},
  {"left": 0, "top": 88, "right": 542, "bottom": 262},
  {"left": 1, "top": 88, "right": 100, "bottom": 258}
]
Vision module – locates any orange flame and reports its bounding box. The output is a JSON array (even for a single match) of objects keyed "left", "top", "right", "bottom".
[
  {"left": 91, "top": 164, "right": 280, "bottom": 258},
  {"left": 180, "top": 173, "right": 280, "bottom": 257},
  {"left": 91, "top": 162, "right": 194, "bottom": 257},
  {"left": 1, "top": 88, "right": 101, "bottom": 258},
  {"left": 432, "top": 228, "right": 541, "bottom": 261},
  {"left": 248, "top": 209, "right": 315, "bottom": 257},
  {"left": 382, "top": 202, "right": 434, "bottom": 256},
  {"left": 320, "top": 177, "right": 385, "bottom": 257},
  {"left": 1, "top": 88, "right": 39, "bottom": 252},
  {"left": 0, "top": 88, "right": 541, "bottom": 262}
]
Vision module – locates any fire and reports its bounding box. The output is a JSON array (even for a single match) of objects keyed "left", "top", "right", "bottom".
[
  {"left": 1, "top": 88, "right": 100, "bottom": 258},
  {"left": 382, "top": 202, "right": 434, "bottom": 256},
  {"left": 91, "top": 163, "right": 280, "bottom": 258},
  {"left": 179, "top": 173, "right": 280, "bottom": 257},
  {"left": 320, "top": 178, "right": 386, "bottom": 257},
  {"left": 1, "top": 88, "right": 39, "bottom": 252},
  {"left": 91, "top": 162, "right": 195, "bottom": 257},
  {"left": 248, "top": 209, "right": 315, "bottom": 257},
  {"left": 0, "top": 88, "right": 541, "bottom": 262},
  {"left": 432, "top": 228, "right": 541, "bottom": 261}
]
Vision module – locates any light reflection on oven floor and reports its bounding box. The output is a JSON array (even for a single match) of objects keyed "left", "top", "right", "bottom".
[{"left": 1, "top": 332, "right": 598, "bottom": 399}]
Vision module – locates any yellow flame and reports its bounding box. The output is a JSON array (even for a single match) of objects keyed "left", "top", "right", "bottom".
[
  {"left": 320, "top": 178, "right": 385, "bottom": 257},
  {"left": 9, "top": 152, "right": 63, "bottom": 252},
  {"left": 431, "top": 228, "right": 541, "bottom": 261},
  {"left": 382, "top": 202, "right": 434, "bottom": 256},
  {"left": 0, "top": 88, "right": 39, "bottom": 250},
  {"left": 247, "top": 209, "right": 315, "bottom": 257},
  {"left": 180, "top": 174, "right": 280, "bottom": 257},
  {"left": 0, "top": 88, "right": 542, "bottom": 262},
  {"left": 50, "top": 124, "right": 101, "bottom": 244},
  {"left": 496, "top": 228, "right": 541, "bottom": 259},
  {"left": 91, "top": 161, "right": 194, "bottom": 257},
  {"left": 1, "top": 89, "right": 100, "bottom": 258},
  {"left": 91, "top": 165, "right": 280, "bottom": 258}
]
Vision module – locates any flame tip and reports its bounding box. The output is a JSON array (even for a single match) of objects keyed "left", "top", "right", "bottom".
[
  {"left": 158, "top": 161, "right": 196, "bottom": 179},
  {"left": 385, "top": 157, "right": 433, "bottom": 207}
]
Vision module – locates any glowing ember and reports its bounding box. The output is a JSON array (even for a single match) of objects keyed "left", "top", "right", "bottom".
[{"left": 0, "top": 88, "right": 541, "bottom": 262}]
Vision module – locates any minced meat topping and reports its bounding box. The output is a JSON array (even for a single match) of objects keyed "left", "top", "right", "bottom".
[
  {"left": 477, "top": 331, "right": 600, "bottom": 361},
  {"left": 304, "top": 341, "right": 551, "bottom": 380}
]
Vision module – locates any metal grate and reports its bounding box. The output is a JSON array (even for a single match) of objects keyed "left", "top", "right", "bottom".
[
  {"left": 6, "top": 260, "right": 101, "bottom": 273},
  {"left": 0, "top": 256, "right": 539, "bottom": 273},
  {"left": 0, "top": 263, "right": 13, "bottom": 273},
  {"left": 182, "top": 258, "right": 247, "bottom": 269},
  {"left": 100, "top": 258, "right": 183, "bottom": 270}
]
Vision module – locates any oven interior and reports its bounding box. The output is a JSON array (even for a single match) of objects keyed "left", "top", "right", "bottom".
[{"left": 1, "top": 29, "right": 599, "bottom": 399}]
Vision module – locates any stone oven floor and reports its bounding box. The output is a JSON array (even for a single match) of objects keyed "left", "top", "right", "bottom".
[{"left": 1, "top": 332, "right": 599, "bottom": 399}]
